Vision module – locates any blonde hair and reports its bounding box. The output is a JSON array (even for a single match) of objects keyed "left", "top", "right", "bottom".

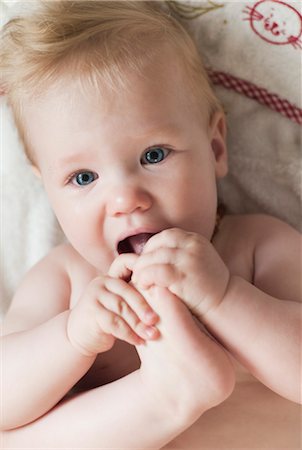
[{"left": 0, "top": 0, "right": 222, "bottom": 161}]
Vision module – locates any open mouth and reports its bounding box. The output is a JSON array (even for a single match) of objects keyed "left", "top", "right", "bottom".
[{"left": 117, "top": 233, "right": 156, "bottom": 255}]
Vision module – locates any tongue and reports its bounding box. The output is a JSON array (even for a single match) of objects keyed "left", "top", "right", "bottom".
[{"left": 128, "top": 233, "right": 154, "bottom": 255}]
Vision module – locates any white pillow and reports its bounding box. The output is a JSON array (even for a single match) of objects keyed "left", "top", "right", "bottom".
[{"left": 168, "top": 1, "right": 301, "bottom": 229}]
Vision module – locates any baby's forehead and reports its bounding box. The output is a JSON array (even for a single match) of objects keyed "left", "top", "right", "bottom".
[
  {"left": 69, "top": 42, "right": 189, "bottom": 89},
  {"left": 33, "top": 44, "right": 193, "bottom": 103},
  {"left": 23, "top": 51, "right": 205, "bottom": 132},
  {"left": 22, "top": 41, "right": 211, "bottom": 145}
]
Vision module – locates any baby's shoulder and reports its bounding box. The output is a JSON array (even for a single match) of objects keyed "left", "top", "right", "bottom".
[
  {"left": 218, "top": 213, "right": 299, "bottom": 244},
  {"left": 50, "top": 243, "right": 99, "bottom": 307},
  {"left": 47, "top": 241, "right": 98, "bottom": 280},
  {"left": 2, "top": 244, "right": 73, "bottom": 334},
  {"left": 2, "top": 243, "right": 97, "bottom": 334},
  {"left": 217, "top": 213, "right": 301, "bottom": 301},
  {"left": 46, "top": 242, "right": 93, "bottom": 270},
  {"left": 214, "top": 214, "right": 260, "bottom": 281},
  {"left": 214, "top": 213, "right": 298, "bottom": 277}
]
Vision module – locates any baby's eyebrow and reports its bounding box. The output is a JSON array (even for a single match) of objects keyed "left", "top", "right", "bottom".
[
  {"left": 136, "top": 123, "right": 180, "bottom": 139},
  {"left": 58, "top": 150, "right": 91, "bottom": 166},
  {"left": 57, "top": 123, "right": 181, "bottom": 167}
]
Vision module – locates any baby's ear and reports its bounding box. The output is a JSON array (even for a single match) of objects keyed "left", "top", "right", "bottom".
[
  {"left": 31, "top": 165, "right": 42, "bottom": 178},
  {"left": 210, "top": 110, "right": 228, "bottom": 179}
]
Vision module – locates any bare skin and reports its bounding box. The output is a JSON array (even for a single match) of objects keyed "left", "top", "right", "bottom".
[
  {"left": 1, "top": 47, "right": 301, "bottom": 448},
  {"left": 1, "top": 242, "right": 235, "bottom": 448},
  {"left": 142, "top": 214, "right": 302, "bottom": 448},
  {"left": 2, "top": 214, "right": 301, "bottom": 448}
]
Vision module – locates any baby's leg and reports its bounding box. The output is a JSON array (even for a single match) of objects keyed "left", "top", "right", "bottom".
[
  {"left": 2, "top": 288, "right": 234, "bottom": 449},
  {"left": 2, "top": 369, "right": 183, "bottom": 449}
]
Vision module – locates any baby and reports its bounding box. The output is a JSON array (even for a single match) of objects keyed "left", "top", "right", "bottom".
[{"left": 1, "top": 1, "right": 301, "bottom": 449}]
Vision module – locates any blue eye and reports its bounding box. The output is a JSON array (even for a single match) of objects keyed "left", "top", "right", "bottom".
[
  {"left": 71, "top": 171, "right": 98, "bottom": 186},
  {"left": 141, "top": 147, "right": 170, "bottom": 165}
]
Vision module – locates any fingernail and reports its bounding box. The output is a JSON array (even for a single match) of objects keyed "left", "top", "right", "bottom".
[
  {"left": 145, "top": 326, "right": 158, "bottom": 338},
  {"left": 144, "top": 310, "right": 158, "bottom": 324}
]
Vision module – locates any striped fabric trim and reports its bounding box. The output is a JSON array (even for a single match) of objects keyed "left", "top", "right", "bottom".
[{"left": 207, "top": 68, "right": 302, "bottom": 126}]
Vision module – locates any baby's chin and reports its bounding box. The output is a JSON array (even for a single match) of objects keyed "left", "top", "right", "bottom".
[{"left": 72, "top": 246, "right": 114, "bottom": 275}]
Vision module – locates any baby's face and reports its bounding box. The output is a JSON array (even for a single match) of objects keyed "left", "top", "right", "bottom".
[{"left": 24, "top": 53, "right": 227, "bottom": 271}]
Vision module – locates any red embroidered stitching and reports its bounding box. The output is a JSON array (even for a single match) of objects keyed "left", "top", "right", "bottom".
[
  {"left": 207, "top": 68, "right": 302, "bottom": 125},
  {"left": 242, "top": 0, "right": 302, "bottom": 49}
]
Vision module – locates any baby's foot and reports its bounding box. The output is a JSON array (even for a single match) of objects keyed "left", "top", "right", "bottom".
[
  {"left": 109, "top": 255, "right": 234, "bottom": 423},
  {"left": 136, "top": 286, "right": 235, "bottom": 423}
]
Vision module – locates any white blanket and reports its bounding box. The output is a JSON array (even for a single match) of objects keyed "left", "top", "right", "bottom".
[{"left": 1, "top": 0, "right": 301, "bottom": 316}]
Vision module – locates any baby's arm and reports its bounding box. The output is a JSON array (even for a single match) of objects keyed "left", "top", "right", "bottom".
[
  {"left": 204, "top": 216, "right": 301, "bottom": 402},
  {"left": 1, "top": 246, "right": 158, "bottom": 430},
  {"left": 2, "top": 369, "right": 188, "bottom": 450},
  {"left": 2, "top": 262, "right": 235, "bottom": 449},
  {"left": 132, "top": 218, "right": 301, "bottom": 403}
]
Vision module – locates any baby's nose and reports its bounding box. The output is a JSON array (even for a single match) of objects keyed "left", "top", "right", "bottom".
[{"left": 106, "top": 185, "right": 152, "bottom": 217}]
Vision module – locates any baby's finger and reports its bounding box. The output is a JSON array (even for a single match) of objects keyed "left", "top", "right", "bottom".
[
  {"left": 133, "top": 263, "right": 179, "bottom": 291},
  {"left": 143, "top": 228, "right": 190, "bottom": 254},
  {"left": 99, "top": 288, "right": 159, "bottom": 340},
  {"left": 109, "top": 253, "right": 138, "bottom": 280},
  {"left": 104, "top": 277, "right": 159, "bottom": 326},
  {"left": 132, "top": 247, "right": 179, "bottom": 276},
  {"left": 96, "top": 305, "right": 145, "bottom": 346}
]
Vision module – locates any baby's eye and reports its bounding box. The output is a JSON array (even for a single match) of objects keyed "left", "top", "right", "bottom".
[
  {"left": 140, "top": 147, "right": 170, "bottom": 165},
  {"left": 69, "top": 171, "right": 98, "bottom": 186}
]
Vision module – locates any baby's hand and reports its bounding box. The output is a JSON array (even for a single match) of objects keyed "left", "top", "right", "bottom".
[
  {"left": 67, "top": 261, "right": 159, "bottom": 356},
  {"left": 132, "top": 228, "right": 230, "bottom": 318}
]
